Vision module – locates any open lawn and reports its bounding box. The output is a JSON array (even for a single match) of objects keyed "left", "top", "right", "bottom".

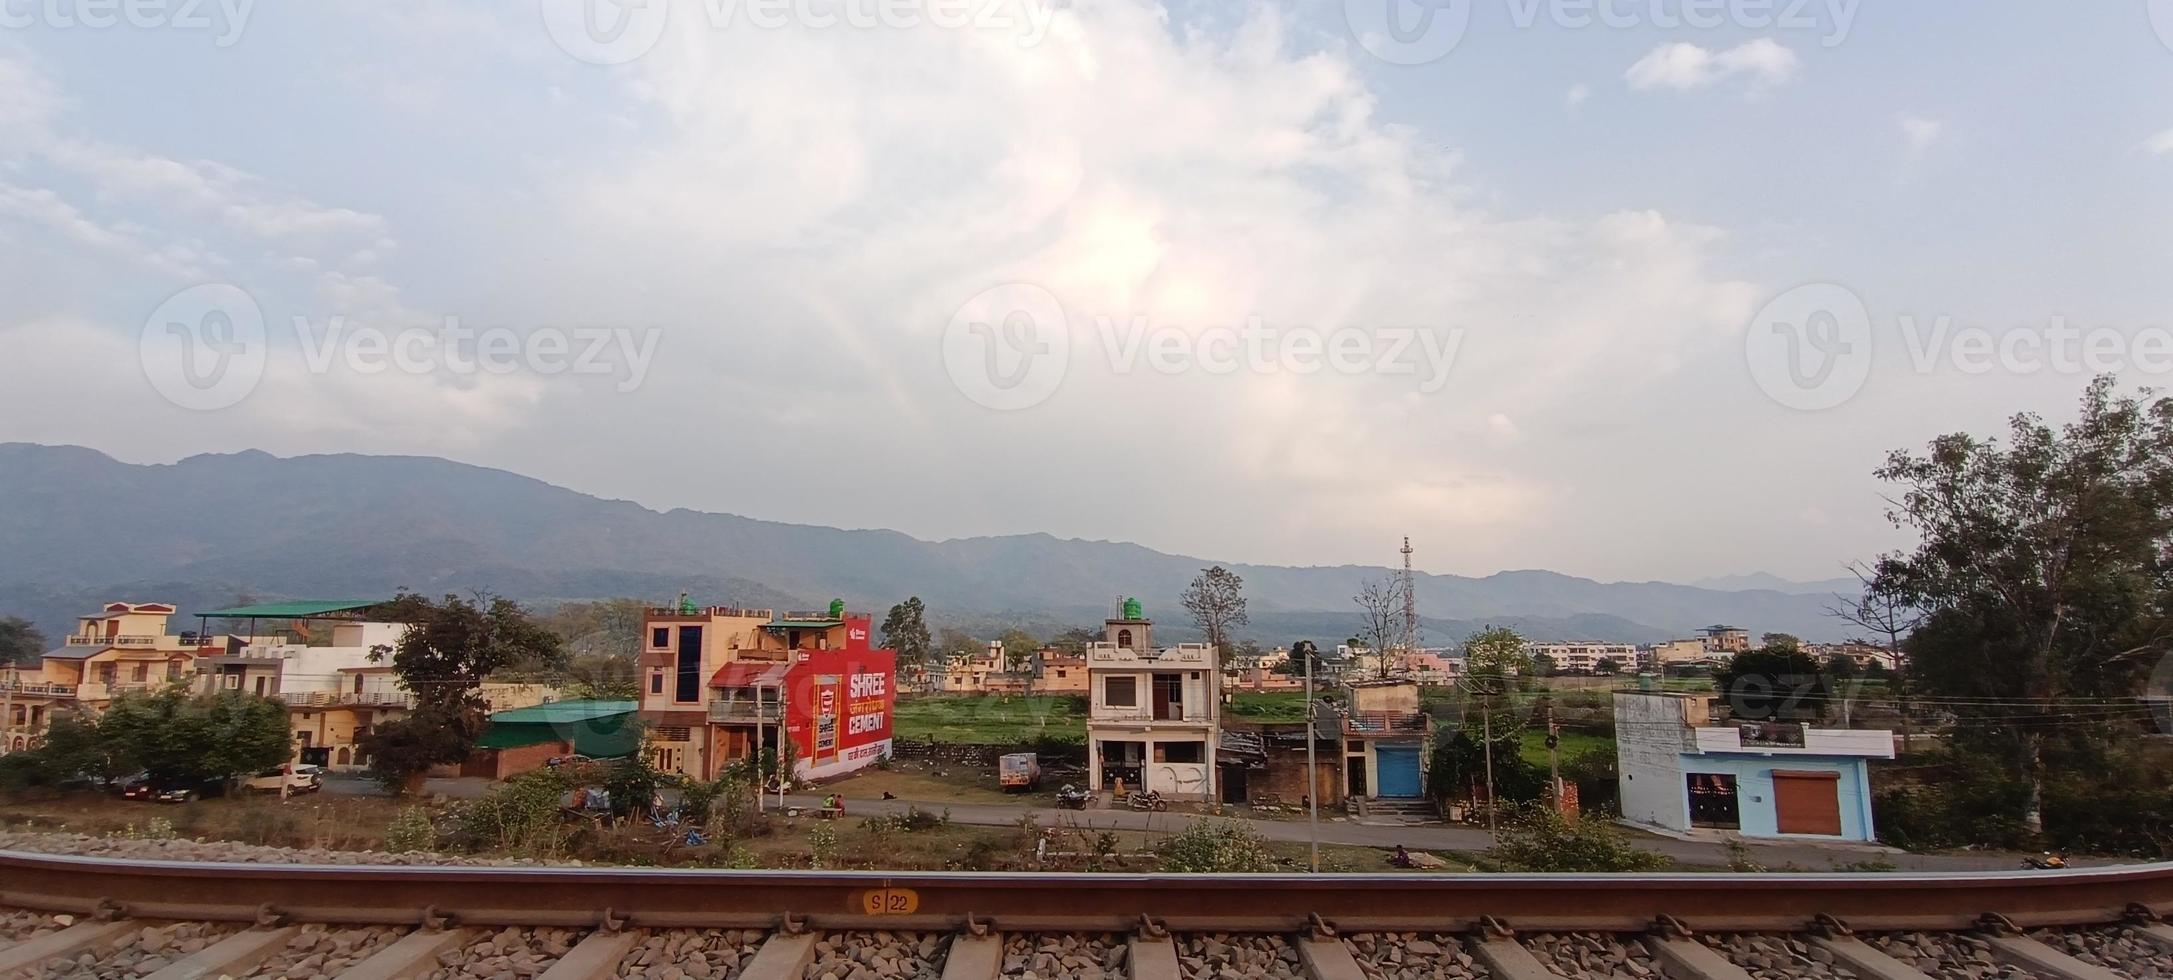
[
  {"left": 1226, "top": 691, "right": 1312, "bottom": 722},
  {"left": 1517, "top": 730, "right": 1615, "bottom": 767},
  {"left": 892, "top": 695, "right": 1087, "bottom": 743},
  {"left": 820, "top": 764, "right": 1046, "bottom": 806}
]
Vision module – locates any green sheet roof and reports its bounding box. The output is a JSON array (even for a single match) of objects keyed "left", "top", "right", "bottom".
[
  {"left": 765, "top": 619, "right": 842, "bottom": 629},
  {"left": 194, "top": 600, "right": 390, "bottom": 618},
  {"left": 478, "top": 699, "right": 641, "bottom": 757}
]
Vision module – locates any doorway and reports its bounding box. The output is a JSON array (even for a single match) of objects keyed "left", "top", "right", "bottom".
[
  {"left": 1686, "top": 772, "right": 1739, "bottom": 829},
  {"left": 1772, "top": 770, "right": 1843, "bottom": 835}
]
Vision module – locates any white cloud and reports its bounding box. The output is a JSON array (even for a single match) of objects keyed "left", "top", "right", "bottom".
[
  {"left": 1625, "top": 39, "right": 1800, "bottom": 91},
  {"left": 2146, "top": 129, "right": 2173, "bottom": 157},
  {"left": 1565, "top": 83, "right": 1592, "bottom": 109},
  {"left": 1900, "top": 115, "right": 1944, "bottom": 156}
]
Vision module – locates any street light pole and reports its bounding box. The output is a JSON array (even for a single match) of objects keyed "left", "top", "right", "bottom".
[{"left": 1298, "top": 640, "right": 1320, "bottom": 873}]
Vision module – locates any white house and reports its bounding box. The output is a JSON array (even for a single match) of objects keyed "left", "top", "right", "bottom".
[
  {"left": 1614, "top": 691, "right": 1893, "bottom": 841},
  {"left": 1084, "top": 599, "right": 1220, "bottom": 801}
]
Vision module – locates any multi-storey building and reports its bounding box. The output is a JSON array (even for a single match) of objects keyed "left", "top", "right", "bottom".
[
  {"left": 1615, "top": 691, "right": 1893, "bottom": 841},
  {"left": 1339, "top": 677, "right": 1432, "bottom": 800},
  {"left": 1, "top": 602, "right": 270, "bottom": 754},
  {"left": 1084, "top": 599, "right": 1220, "bottom": 800},
  {"left": 1699, "top": 625, "right": 1753, "bottom": 655},
  {"left": 1648, "top": 639, "right": 1711, "bottom": 665},
  {"left": 637, "top": 599, "right": 895, "bottom": 783},
  {"left": 1527, "top": 642, "right": 1638, "bottom": 674},
  {"left": 196, "top": 618, "right": 417, "bottom": 770}
]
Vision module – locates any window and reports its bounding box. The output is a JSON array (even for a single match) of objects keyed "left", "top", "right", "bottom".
[
  {"left": 656, "top": 727, "right": 691, "bottom": 742},
  {"left": 651, "top": 627, "right": 670, "bottom": 648},
  {"left": 649, "top": 670, "right": 665, "bottom": 695},
  {"left": 1104, "top": 676, "right": 1137, "bottom": 707},
  {"left": 1155, "top": 741, "right": 1204, "bottom": 764},
  {"left": 676, "top": 626, "right": 703, "bottom": 702},
  {"left": 131, "top": 664, "right": 147, "bottom": 682},
  {"left": 254, "top": 676, "right": 269, "bottom": 696}
]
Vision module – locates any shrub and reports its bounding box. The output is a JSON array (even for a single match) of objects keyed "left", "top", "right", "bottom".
[
  {"left": 235, "top": 807, "right": 301, "bottom": 847},
  {"left": 1154, "top": 820, "right": 1275, "bottom": 873},
  {"left": 452, "top": 769, "right": 573, "bottom": 857},
  {"left": 1487, "top": 804, "right": 1670, "bottom": 873},
  {"left": 807, "top": 823, "right": 838, "bottom": 869},
  {"left": 384, "top": 806, "right": 437, "bottom": 853}
]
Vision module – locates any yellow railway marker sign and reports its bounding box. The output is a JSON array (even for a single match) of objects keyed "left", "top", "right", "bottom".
[{"left": 857, "top": 887, "right": 920, "bottom": 915}]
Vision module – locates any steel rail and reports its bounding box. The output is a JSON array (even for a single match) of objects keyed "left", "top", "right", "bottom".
[{"left": 2, "top": 851, "right": 2169, "bottom": 935}]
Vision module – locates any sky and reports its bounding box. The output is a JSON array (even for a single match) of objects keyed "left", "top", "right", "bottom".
[{"left": 3, "top": 1, "right": 2172, "bottom": 585}]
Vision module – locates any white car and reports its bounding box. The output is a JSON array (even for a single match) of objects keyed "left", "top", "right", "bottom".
[{"left": 242, "top": 764, "right": 321, "bottom": 794}]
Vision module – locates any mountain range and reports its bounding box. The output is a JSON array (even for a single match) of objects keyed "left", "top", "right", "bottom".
[{"left": 0, "top": 443, "right": 1863, "bottom": 648}]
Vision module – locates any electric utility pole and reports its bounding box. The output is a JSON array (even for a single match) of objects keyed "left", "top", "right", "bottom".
[{"left": 1298, "top": 640, "right": 1320, "bottom": 873}]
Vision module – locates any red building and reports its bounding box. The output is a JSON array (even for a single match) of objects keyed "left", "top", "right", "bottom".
[{"left": 638, "top": 600, "right": 895, "bottom": 782}]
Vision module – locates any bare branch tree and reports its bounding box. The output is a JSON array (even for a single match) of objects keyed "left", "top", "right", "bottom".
[
  {"left": 1353, "top": 574, "right": 1406, "bottom": 678},
  {"left": 1181, "top": 565, "right": 1249, "bottom": 651}
]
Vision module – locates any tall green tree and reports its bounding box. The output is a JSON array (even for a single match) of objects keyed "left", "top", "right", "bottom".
[
  {"left": 1713, "top": 645, "right": 1829, "bottom": 721},
  {"left": 364, "top": 592, "right": 563, "bottom": 793},
  {"left": 1872, "top": 378, "right": 2173, "bottom": 833},
  {"left": 94, "top": 688, "right": 289, "bottom": 784},
  {"left": 1181, "top": 565, "right": 1249, "bottom": 651},
  {"left": 879, "top": 598, "right": 934, "bottom": 669},
  {"left": 995, "top": 628, "right": 1040, "bottom": 672},
  {"left": 0, "top": 616, "right": 45, "bottom": 667}
]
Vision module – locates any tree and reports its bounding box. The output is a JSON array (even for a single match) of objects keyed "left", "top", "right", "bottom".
[
  {"left": 1871, "top": 378, "right": 2173, "bottom": 834},
  {"left": 1049, "top": 626, "right": 1100, "bottom": 654},
  {"left": 1713, "top": 645, "right": 1829, "bottom": 722},
  {"left": 0, "top": 616, "right": 45, "bottom": 667},
  {"left": 995, "top": 628, "right": 1039, "bottom": 673},
  {"left": 539, "top": 598, "right": 648, "bottom": 661},
  {"left": 93, "top": 688, "right": 289, "bottom": 785},
  {"left": 879, "top": 598, "right": 934, "bottom": 671},
  {"left": 1530, "top": 653, "right": 1557, "bottom": 677},
  {"left": 1594, "top": 656, "right": 1624, "bottom": 676},
  {"left": 561, "top": 653, "right": 640, "bottom": 700},
  {"left": 1457, "top": 626, "right": 1530, "bottom": 832},
  {"left": 1759, "top": 633, "right": 1802, "bottom": 652},
  {"left": 936, "top": 628, "right": 981, "bottom": 659},
  {"left": 365, "top": 592, "right": 563, "bottom": 793},
  {"left": 1181, "top": 566, "right": 1249, "bottom": 651},
  {"left": 1353, "top": 575, "right": 1407, "bottom": 678}
]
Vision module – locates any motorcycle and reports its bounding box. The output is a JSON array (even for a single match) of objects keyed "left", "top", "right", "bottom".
[
  {"left": 1127, "top": 789, "right": 1168, "bottom": 812},
  {"left": 1054, "top": 784, "right": 1090, "bottom": 810},
  {"left": 2021, "top": 852, "right": 2068, "bottom": 870}
]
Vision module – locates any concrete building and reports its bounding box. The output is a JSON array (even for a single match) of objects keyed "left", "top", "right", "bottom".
[
  {"left": 1085, "top": 599, "right": 1220, "bottom": 800},
  {"left": 1339, "top": 678, "right": 1432, "bottom": 800},
  {"left": 1614, "top": 691, "right": 1893, "bottom": 841},
  {"left": 1528, "top": 642, "right": 1637, "bottom": 674},
  {"left": 637, "top": 599, "right": 896, "bottom": 783},
  {"left": 1648, "top": 639, "right": 1710, "bottom": 665},
  {"left": 1, "top": 602, "right": 270, "bottom": 755},
  {"left": 1699, "top": 625, "right": 1753, "bottom": 655},
  {"left": 194, "top": 615, "right": 417, "bottom": 770}
]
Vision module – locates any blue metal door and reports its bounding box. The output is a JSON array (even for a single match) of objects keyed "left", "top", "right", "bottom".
[{"left": 1375, "top": 744, "right": 1422, "bottom": 797}]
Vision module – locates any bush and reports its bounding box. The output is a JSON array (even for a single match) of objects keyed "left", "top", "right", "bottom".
[
  {"left": 1487, "top": 804, "right": 1671, "bottom": 872},
  {"left": 1559, "top": 746, "right": 1620, "bottom": 815},
  {"left": 235, "top": 806, "right": 301, "bottom": 847},
  {"left": 1872, "top": 753, "right": 2031, "bottom": 851},
  {"left": 451, "top": 769, "right": 573, "bottom": 857},
  {"left": 1154, "top": 820, "right": 1275, "bottom": 873},
  {"left": 807, "top": 823, "right": 838, "bottom": 869},
  {"left": 384, "top": 806, "right": 437, "bottom": 853}
]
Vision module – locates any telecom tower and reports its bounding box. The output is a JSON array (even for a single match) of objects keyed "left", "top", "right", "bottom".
[{"left": 1399, "top": 536, "right": 1419, "bottom": 675}]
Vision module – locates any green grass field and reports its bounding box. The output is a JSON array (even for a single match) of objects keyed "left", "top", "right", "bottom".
[
  {"left": 892, "top": 695, "right": 1087, "bottom": 743},
  {"left": 1226, "top": 691, "right": 1313, "bottom": 722},
  {"left": 1516, "top": 729, "right": 1615, "bottom": 767}
]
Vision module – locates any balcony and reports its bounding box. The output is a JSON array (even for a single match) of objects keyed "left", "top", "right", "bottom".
[
  {"left": 708, "top": 701, "right": 783, "bottom": 724},
  {"left": 1090, "top": 707, "right": 1213, "bottom": 725},
  {"left": 1343, "top": 711, "right": 1431, "bottom": 736},
  {"left": 64, "top": 634, "right": 160, "bottom": 648},
  {"left": 284, "top": 691, "right": 416, "bottom": 709},
  {"left": 0, "top": 680, "right": 76, "bottom": 698}
]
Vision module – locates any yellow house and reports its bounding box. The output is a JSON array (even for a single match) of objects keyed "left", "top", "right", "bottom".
[{"left": 1, "top": 602, "right": 270, "bottom": 754}]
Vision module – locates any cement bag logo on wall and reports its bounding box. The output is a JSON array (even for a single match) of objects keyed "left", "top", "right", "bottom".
[{"left": 816, "top": 680, "right": 840, "bottom": 752}]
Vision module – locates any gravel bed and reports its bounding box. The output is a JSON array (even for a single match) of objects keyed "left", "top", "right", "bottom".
[
  {"left": 1000, "top": 932, "right": 1123, "bottom": 979},
  {"left": 0, "top": 831, "right": 571, "bottom": 867},
  {"left": 617, "top": 929, "right": 766, "bottom": 980},
  {"left": 1523, "top": 933, "right": 1661, "bottom": 980},
  {"left": 2025, "top": 927, "right": 2156, "bottom": 979},
  {"left": 423, "top": 926, "right": 586, "bottom": 980},
  {"left": 1342, "top": 933, "right": 1479, "bottom": 980},
  {"left": 804, "top": 931, "right": 947, "bottom": 980},
  {"left": 1697, "top": 932, "right": 1857, "bottom": 980},
  {"left": 1, "top": 909, "right": 71, "bottom": 946},
  {"left": 36, "top": 921, "right": 243, "bottom": 980},
  {"left": 1866, "top": 933, "right": 2044, "bottom": 980},
  {"left": 1175, "top": 932, "right": 1302, "bottom": 979},
  {"left": 243, "top": 924, "right": 408, "bottom": 978}
]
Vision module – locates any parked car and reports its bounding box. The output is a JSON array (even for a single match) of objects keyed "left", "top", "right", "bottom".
[
  {"left": 119, "top": 776, "right": 157, "bottom": 801},
  {"left": 242, "top": 763, "right": 321, "bottom": 794},
  {"left": 138, "top": 777, "right": 224, "bottom": 804}
]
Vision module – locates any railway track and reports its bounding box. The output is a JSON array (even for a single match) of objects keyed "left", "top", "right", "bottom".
[{"left": 2, "top": 850, "right": 2169, "bottom": 980}]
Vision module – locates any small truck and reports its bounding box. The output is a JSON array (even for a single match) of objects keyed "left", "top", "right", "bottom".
[{"left": 998, "top": 752, "right": 1042, "bottom": 792}]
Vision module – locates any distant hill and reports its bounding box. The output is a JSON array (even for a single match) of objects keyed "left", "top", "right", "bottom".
[
  {"left": 1691, "top": 571, "right": 1859, "bottom": 596},
  {"left": 0, "top": 444, "right": 1858, "bottom": 647}
]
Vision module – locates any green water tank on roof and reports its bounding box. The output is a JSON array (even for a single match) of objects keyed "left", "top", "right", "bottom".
[
  {"left": 1122, "top": 597, "right": 1142, "bottom": 620},
  {"left": 828, "top": 598, "right": 846, "bottom": 618}
]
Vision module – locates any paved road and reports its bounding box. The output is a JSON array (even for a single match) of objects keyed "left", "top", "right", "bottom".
[{"left": 780, "top": 793, "right": 2050, "bottom": 871}]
